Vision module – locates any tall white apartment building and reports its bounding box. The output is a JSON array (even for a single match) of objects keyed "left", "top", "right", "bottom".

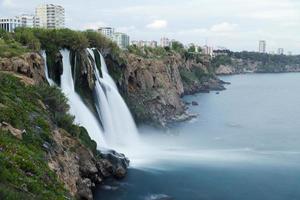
[
  {"left": 36, "top": 4, "right": 65, "bottom": 29},
  {"left": 113, "top": 32, "right": 130, "bottom": 49},
  {"left": 259, "top": 40, "right": 266, "bottom": 53},
  {"left": 160, "top": 37, "right": 170, "bottom": 47},
  {"left": 0, "top": 17, "right": 21, "bottom": 32},
  {"left": 98, "top": 27, "right": 115, "bottom": 39},
  {"left": 203, "top": 45, "right": 214, "bottom": 57}
]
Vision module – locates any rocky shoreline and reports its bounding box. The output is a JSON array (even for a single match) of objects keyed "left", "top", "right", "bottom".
[
  {"left": 215, "top": 58, "right": 300, "bottom": 75},
  {"left": 105, "top": 51, "right": 228, "bottom": 127}
]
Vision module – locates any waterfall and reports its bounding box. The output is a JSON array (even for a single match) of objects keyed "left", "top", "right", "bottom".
[
  {"left": 41, "top": 50, "right": 55, "bottom": 86},
  {"left": 87, "top": 48, "right": 140, "bottom": 148},
  {"left": 43, "top": 48, "right": 140, "bottom": 153},
  {"left": 60, "top": 49, "right": 107, "bottom": 147}
]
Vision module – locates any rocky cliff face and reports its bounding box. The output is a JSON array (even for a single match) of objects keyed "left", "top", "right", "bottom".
[
  {"left": 48, "top": 129, "right": 129, "bottom": 200},
  {"left": 105, "top": 52, "right": 226, "bottom": 126},
  {"left": 0, "top": 52, "right": 46, "bottom": 84},
  {"left": 120, "top": 53, "right": 186, "bottom": 126},
  {"left": 215, "top": 58, "right": 300, "bottom": 75}
]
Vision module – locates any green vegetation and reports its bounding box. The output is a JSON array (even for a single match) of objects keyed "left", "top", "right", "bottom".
[
  {"left": 232, "top": 51, "right": 300, "bottom": 72},
  {"left": 128, "top": 45, "right": 169, "bottom": 58},
  {"left": 180, "top": 67, "right": 208, "bottom": 85},
  {"left": 0, "top": 39, "right": 28, "bottom": 58},
  {"left": 211, "top": 55, "right": 232, "bottom": 69},
  {"left": 0, "top": 72, "right": 98, "bottom": 199}
]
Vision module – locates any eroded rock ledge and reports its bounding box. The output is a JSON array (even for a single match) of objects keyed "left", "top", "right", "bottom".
[{"left": 48, "top": 129, "right": 129, "bottom": 200}]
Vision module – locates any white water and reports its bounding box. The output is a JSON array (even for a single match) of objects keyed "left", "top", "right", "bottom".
[
  {"left": 86, "top": 49, "right": 140, "bottom": 150},
  {"left": 60, "top": 49, "right": 107, "bottom": 147},
  {"left": 41, "top": 50, "right": 55, "bottom": 86}
]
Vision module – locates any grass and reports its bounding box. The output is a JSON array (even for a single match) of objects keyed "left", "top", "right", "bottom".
[
  {"left": 0, "top": 39, "right": 28, "bottom": 58},
  {"left": 0, "top": 72, "right": 98, "bottom": 199}
]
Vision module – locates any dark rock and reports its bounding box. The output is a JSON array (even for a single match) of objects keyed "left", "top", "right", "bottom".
[
  {"left": 42, "top": 142, "right": 51, "bottom": 151},
  {"left": 114, "top": 165, "right": 127, "bottom": 179},
  {"left": 77, "top": 178, "right": 93, "bottom": 200},
  {"left": 192, "top": 101, "right": 199, "bottom": 106}
]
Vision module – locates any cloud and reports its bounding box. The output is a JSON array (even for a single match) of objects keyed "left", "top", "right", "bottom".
[
  {"left": 146, "top": 20, "right": 168, "bottom": 29},
  {"left": 117, "top": 25, "right": 136, "bottom": 33},
  {"left": 210, "top": 22, "right": 238, "bottom": 32},
  {"left": 2, "top": 0, "right": 15, "bottom": 7}
]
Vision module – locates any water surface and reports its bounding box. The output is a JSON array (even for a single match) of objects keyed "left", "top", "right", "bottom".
[{"left": 95, "top": 73, "right": 300, "bottom": 200}]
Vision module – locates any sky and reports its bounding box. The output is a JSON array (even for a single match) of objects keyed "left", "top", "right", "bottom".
[{"left": 1, "top": 0, "right": 300, "bottom": 53}]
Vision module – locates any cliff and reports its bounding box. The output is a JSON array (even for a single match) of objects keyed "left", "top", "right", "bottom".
[
  {"left": 214, "top": 52, "right": 300, "bottom": 75},
  {"left": 105, "top": 50, "right": 226, "bottom": 126},
  {"left": 0, "top": 54, "right": 128, "bottom": 200}
]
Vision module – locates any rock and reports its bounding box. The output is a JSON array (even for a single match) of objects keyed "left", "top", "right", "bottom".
[
  {"left": 0, "top": 53, "right": 45, "bottom": 84},
  {"left": 114, "top": 165, "right": 127, "bottom": 179},
  {"left": 192, "top": 101, "right": 199, "bottom": 106},
  {"left": 47, "top": 129, "right": 128, "bottom": 199},
  {"left": 77, "top": 178, "right": 93, "bottom": 200},
  {"left": 42, "top": 142, "right": 51, "bottom": 151},
  {"left": 0, "top": 122, "right": 24, "bottom": 139},
  {"left": 215, "top": 64, "right": 235, "bottom": 75},
  {"left": 77, "top": 147, "right": 98, "bottom": 177}
]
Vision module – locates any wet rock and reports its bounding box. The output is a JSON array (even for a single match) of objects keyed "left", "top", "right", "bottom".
[
  {"left": 77, "top": 178, "right": 93, "bottom": 200},
  {"left": 192, "top": 101, "right": 199, "bottom": 106},
  {"left": 114, "top": 165, "right": 127, "bottom": 179}
]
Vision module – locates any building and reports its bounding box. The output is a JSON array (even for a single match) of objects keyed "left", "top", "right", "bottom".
[
  {"left": 113, "top": 32, "right": 130, "bottom": 49},
  {"left": 16, "top": 14, "right": 40, "bottom": 28},
  {"left": 259, "top": 40, "right": 266, "bottom": 53},
  {"left": 148, "top": 40, "right": 158, "bottom": 48},
  {"left": 203, "top": 45, "right": 214, "bottom": 57},
  {"left": 36, "top": 4, "right": 65, "bottom": 29},
  {"left": 0, "top": 17, "right": 21, "bottom": 32},
  {"left": 131, "top": 40, "right": 158, "bottom": 48},
  {"left": 160, "top": 37, "right": 170, "bottom": 47},
  {"left": 277, "top": 48, "right": 284, "bottom": 55},
  {"left": 98, "top": 27, "right": 115, "bottom": 39}
]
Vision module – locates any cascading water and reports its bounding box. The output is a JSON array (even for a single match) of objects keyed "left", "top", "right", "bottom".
[
  {"left": 59, "top": 49, "right": 107, "bottom": 147},
  {"left": 43, "top": 48, "right": 141, "bottom": 160},
  {"left": 87, "top": 49, "right": 140, "bottom": 149},
  {"left": 41, "top": 50, "right": 55, "bottom": 86}
]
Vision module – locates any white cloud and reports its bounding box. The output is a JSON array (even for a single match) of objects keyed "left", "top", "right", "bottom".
[
  {"left": 146, "top": 20, "right": 168, "bottom": 29},
  {"left": 210, "top": 22, "right": 238, "bottom": 32},
  {"left": 2, "top": 0, "right": 15, "bottom": 7}
]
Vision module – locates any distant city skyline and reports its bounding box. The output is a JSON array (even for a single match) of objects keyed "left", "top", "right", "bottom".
[{"left": 0, "top": 0, "right": 299, "bottom": 54}]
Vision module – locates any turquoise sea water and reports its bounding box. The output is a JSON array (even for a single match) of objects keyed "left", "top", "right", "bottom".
[{"left": 95, "top": 73, "right": 300, "bottom": 200}]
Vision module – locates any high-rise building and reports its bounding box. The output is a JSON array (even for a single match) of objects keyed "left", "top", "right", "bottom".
[
  {"left": 160, "top": 37, "right": 170, "bottom": 47},
  {"left": 16, "top": 14, "right": 40, "bottom": 28},
  {"left": 98, "top": 27, "right": 115, "bottom": 39},
  {"left": 113, "top": 32, "right": 130, "bottom": 49},
  {"left": 259, "top": 40, "right": 266, "bottom": 53},
  {"left": 36, "top": 4, "right": 65, "bottom": 29},
  {"left": 203, "top": 45, "right": 214, "bottom": 57},
  {"left": 0, "top": 17, "right": 21, "bottom": 32},
  {"left": 277, "top": 48, "right": 284, "bottom": 55}
]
